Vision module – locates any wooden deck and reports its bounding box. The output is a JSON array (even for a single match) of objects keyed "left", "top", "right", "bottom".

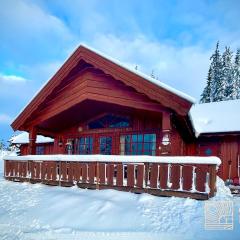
[{"left": 3, "top": 157, "right": 219, "bottom": 200}]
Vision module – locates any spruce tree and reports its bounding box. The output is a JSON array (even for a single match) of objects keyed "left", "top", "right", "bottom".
[
  {"left": 222, "top": 47, "right": 234, "bottom": 100},
  {"left": 200, "top": 66, "right": 212, "bottom": 103},
  {"left": 211, "top": 42, "right": 224, "bottom": 102},
  {"left": 233, "top": 49, "right": 240, "bottom": 99}
]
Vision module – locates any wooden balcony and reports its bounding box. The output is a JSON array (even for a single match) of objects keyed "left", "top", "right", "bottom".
[{"left": 3, "top": 155, "right": 221, "bottom": 200}]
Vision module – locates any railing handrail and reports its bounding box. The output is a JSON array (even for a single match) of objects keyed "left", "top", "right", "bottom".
[{"left": 3, "top": 154, "right": 221, "bottom": 166}]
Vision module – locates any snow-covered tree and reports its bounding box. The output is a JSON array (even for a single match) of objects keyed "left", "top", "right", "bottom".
[
  {"left": 200, "top": 66, "right": 212, "bottom": 103},
  {"left": 209, "top": 42, "right": 224, "bottom": 102},
  {"left": 233, "top": 49, "right": 240, "bottom": 99},
  {"left": 8, "top": 134, "right": 20, "bottom": 154},
  {"left": 222, "top": 47, "right": 234, "bottom": 100}
]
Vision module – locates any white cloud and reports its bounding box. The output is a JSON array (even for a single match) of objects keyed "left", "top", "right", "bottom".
[
  {"left": 90, "top": 34, "right": 211, "bottom": 99},
  {"left": 0, "top": 0, "right": 72, "bottom": 40},
  {"left": 0, "top": 0, "right": 76, "bottom": 64},
  {"left": 0, "top": 73, "right": 27, "bottom": 84},
  {"left": 0, "top": 114, "right": 12, "bottom": 124}
]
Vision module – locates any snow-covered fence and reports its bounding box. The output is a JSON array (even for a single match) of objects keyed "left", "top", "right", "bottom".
[{"left": 3, "top": 155, "right": 221, "bottom": 200}]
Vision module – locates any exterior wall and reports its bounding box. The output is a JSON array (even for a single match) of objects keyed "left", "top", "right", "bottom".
[{"left": 185, "top": 135, "right": 240, "bottom": 181}]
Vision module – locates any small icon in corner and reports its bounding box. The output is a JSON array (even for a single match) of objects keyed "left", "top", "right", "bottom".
[{"left": 205, "top": 201, "right": 233, "bottom": 230}]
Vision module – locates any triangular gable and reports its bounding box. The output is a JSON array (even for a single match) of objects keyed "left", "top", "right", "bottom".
[{"left": 12, "top": 44, "right": 195, "bottom": 131}]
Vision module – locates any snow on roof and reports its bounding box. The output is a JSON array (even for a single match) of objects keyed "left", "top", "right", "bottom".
[
  {"left": 11, "top": 132, "right": 54, "bottom": 144},
  {"left": 190, "top": 99, "right": 240, "bottom": 136},
  {"left": 81, "top": 44, "right": 195, "bottom": 103}
]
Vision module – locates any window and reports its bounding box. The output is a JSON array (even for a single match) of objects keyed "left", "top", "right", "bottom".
[
  {"left": 99, "top": 136, "right": 112, "bottom": 155},
  {"left": 78, "top": 136, "right": 93, "bottom": 154},
  {"left": 36, "top": 145, "right": 44, "bottom": 155},
  {"left": 120, "top": 133, "right": 156, "bottom": 156},
  {"left": 88, "top": 114, "right": 130, "bottom": 129}
]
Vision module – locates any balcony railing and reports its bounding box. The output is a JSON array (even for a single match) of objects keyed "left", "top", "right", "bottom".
[{"left": 3, "top": 155, "right": 221, "bottom": 200}]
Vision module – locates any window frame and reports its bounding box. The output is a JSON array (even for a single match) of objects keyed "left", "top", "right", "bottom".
[{"left": 120, "top": 132, "right": 157, "bottom": 156}]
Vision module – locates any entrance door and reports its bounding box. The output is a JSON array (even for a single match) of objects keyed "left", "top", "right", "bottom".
[{"left": 99, "top": 135, "right": 113, "bottom": 155}]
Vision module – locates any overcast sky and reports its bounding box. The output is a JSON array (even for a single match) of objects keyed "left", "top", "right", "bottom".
[{"left": 0, "top": 0, "right": 240, "bottom": 142}]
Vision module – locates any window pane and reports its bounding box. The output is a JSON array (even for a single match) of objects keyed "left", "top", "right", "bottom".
[
  {"left": 79, "top": 137, "right": 85, "bottom": 144},
  {"left": 132, "top": 134, "right": 137, "bottom": 142},
  {"left": 99, "top": 136, "right": 112, "bottom": 155},
  {"left": 138, "top": 134, "right": 143, "bottom": 142},
  {"left": 78, "top": 137, "right": 93, "bottom": 154},
  {"left": 89, "top": 114, "right": 130, "bottom": 129},
  {"left": 144, "top": 134, "right": 156, "bottom": 142}
]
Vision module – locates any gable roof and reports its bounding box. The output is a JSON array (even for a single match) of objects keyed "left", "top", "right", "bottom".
[
  {"left": 80, "top": 45, "right": 195, "bottom": 102},
  {"left": 12, "top": 44, "right": 195, "bottom": 131},
  {"left": 190, "top": 99, "right": 240, "bottom": 137}
]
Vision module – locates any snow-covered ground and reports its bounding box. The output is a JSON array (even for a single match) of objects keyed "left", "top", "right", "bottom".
[{"left": 0, "top": 152, "right": 240, "bottom": 240}]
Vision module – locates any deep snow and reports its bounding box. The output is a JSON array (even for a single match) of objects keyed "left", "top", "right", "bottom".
[{"left": 0, "top": 152, "right": 240, "bottom": 240}]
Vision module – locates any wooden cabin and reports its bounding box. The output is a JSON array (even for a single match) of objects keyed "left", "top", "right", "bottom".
[{"left": 4, "top": 44, "right": 234, "bottom": 199}]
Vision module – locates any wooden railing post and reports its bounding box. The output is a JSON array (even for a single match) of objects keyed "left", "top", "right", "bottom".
[
  {"left": 144, "top": 163, "right": 149, "bottom": 188},
  {"left": 209, "top": 164, "right": 217, "bottom": 197},
  {"left": 96, "top": 161, "right": 100, "bottom": 189}
]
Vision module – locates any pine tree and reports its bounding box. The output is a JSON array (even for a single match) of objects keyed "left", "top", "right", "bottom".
[
  {"left": 222, "top": 47, "right": 234, "bottom": 100},
  {"left": 211, "top": 42, "right": 224, "bottom": 102},
  {"left": 233, "top": 49, "right": 240, "bottom": 99},
  {"left": 200, "top": 66, "right": 212, "bottom": 103}
]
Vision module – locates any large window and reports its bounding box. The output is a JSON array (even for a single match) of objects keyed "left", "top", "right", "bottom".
[
  {"left": 78, "top": 136, "right": 93, "bottom": 154},
  {"left": 88, "top": 114, "right": 130, "bottom": 129},
  {"left": 120, "top": 133, "right": 156, "bottom": 156}
]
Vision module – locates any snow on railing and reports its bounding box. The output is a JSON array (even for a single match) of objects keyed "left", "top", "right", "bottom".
[
  {"left": 3, "top": 155, "right": 220, "bottom": 200},
  {"left": 3, "top": 154, "right": 221, "bottom": 165}
]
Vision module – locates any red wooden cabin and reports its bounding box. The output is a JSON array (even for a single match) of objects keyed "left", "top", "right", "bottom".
[{"left": 4, "top": 44, "right": 234, "bottom": 199}]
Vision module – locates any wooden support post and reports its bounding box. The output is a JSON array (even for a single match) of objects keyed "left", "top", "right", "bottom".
[
  {"left": 209, "top": 165, "right": 217, "bottom": 197},
  {"left": 28, "top": 127, "right": 37, "bottom": 155}
]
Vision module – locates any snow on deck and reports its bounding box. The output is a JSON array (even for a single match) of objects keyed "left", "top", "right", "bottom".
[
  {"left": 190, "top": 99, "right": 240, "bottom": 136},
  {"left": 3, "top": 154, "right": 221, "bottom": 165},
  {"left": 11, "top": 132, "right": 54, "bottom": 144},
  {"left": 0, "top": 152, "right": 239, "bottom": 240}
]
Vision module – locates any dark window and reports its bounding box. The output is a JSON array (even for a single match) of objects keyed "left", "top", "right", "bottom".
[
  {"left": 88, "top": 114, "right": 130, "bottom": 129},
  {"left": 78, "top": 137, "right": 93, "bottom": 154},
  {"left": 36, "top": 146, "right": 44, "bottom": 155},
  {"left": 120, "top": 133, "right": 156, "bottom": 156},
  {"left": 99, "top": 136, "right": 112, "bottom": 155}
]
